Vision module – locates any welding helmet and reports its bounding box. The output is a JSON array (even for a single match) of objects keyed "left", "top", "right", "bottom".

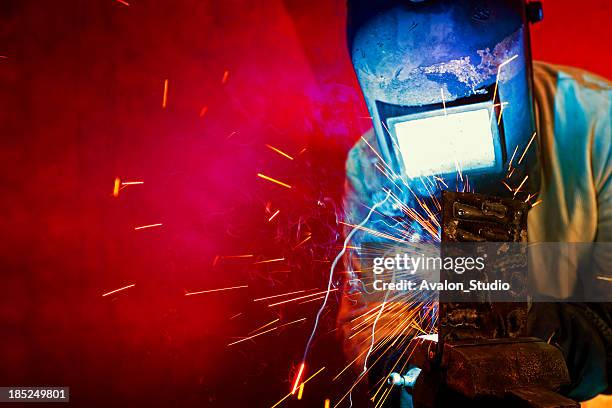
[{"left": 347, "top": 0, "right": 543, "bottom": 198}]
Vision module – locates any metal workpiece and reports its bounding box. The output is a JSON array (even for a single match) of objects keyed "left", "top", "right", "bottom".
[
  {"left": 440, "top": 191, "right": 530, "bottom": 346},
  {"left": 442, "top": 338, "right": 570, "bottom": 398},
  {"left": 442, "top": 191, "right": 529, "bottom": 243},
  {"left": 409, "top": 337, "right": 577, "bottom": 408},
  {"left": 406, "top": 191, "right": 578, "bottom": 408}
]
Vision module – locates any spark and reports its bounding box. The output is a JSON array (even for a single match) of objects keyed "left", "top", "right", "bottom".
[
  {"left": 119, "top": 181, "right": 144, "bottom": 192},
  {"left": 116, "top": 0, "right": 130, "bottom": 5},
  {"left": 291, "top": 363, "right": 306, "bottom": 394},
  {"left": 324, "top": 399, "right": 330, "bottom": 408},
  {"left": 213, "top": 254, "right": 253, "bottom": 266},
  {"left": 265, "top": 144, "right": 294, "bottom": 160},
  {"left": 292, "top": 235, "right": 311, "bottom": 249},
  {"left": 531, "top": 199, "right": 543, "bottom": 208},
  {"left": 339, "top": 221, "right": 405, "bottom": 243},
  {"left": 299, "top": 295, "right": 326, "bottom": 305},
  {"left": 296, "top": 383, "right": 305, "bottom": 400},
  {"left": 267, "top": 289, "right": 338, "bottom": 307},
  {"left": 514, "top": 175, "right": 529, "bottom": 196},
  {"left": 229, "top": 312, "right": 242, "bottom": 320},
  {"left": 375, "top": 386, "right": 393, "bottom": 408},
  {"left": 270, "top": 367, "right": 325, "bottom": 408},
  {"left": 257, "top": 173, "right": 292, "bottom": 189},
  {"left": 380, "top": 121, "right": 403, "bottom": 163},
  {"left": 508, "top": 145, "right": 519, "bottom": 171},
  {"left": 185, "top": 285, "right": 247, "bottom": 296},
  {"left": 268, "top": 209, "right": 280, "bottom": 222},
  {"left": 199, "top": 106, "right": 208, "bottom": 117},
  {"left": 501, "top": 180, "right": 513, "bottom": 191},
  {"left": 227, "top": 318, "right": 306, "bottom": 347},
  {"left": 361, "top": 136, "right": 395, "bottom": 175},
  {"left": 492, "top": 54, "right": 518, "bottom": 107},
  {"left": 497, "top": 101, "right": 509, "bottom": 125},
  {"left": 248, "top": 318, "right": 280, "bottom": 335},
  {"left": 434, "top": 176, "right": 448, "bottom": 188},
  {"left": 113, "top": 177, "right": 120, "bottom": 197},
  {"left": 222, "top": 70, "right": 229, "bottom": 84},
  {"left": 332, "top": 349, "right": 370, "bottom": 381},
  {"left": 162, "top": 79, "right": 168, "bottom": 108},
  {"left": 440, "top": 88, "right": 447, "bottom": 116},
  {"left": 134, "top": 223, "right": 162, "bottom": 230},
  {"left": 253, "top": 288, "right": 318, "bottom": 302},
  {"left": 596, "top": 275, "right": 612, "bottom": 282},
  {"left": 455, "top": 159, "right": 464, "bottom": 183},
  {"left": 491, "top": 102, "right": 510, "bottom": 126},
  {"left": 102, "top": 283, "right": 135, "bottom": 297},
  {"left": 253, "top": 258, "right": 284, "bottom": 264},
  {"left": 518, "top": 132, "right": 537, "bottom": 165}
]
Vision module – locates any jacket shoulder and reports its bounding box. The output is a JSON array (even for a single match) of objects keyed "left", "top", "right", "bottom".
[
  {"left": 533, "top": 61, "right": 611, "bottom": 116},
  {"left": 534, "top": 61, "right": 611, "bottom": 90}
]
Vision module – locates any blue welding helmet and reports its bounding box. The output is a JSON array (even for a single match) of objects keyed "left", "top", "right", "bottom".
[{"left": 347, "top": 0, "right": 543, "bottom": 198}]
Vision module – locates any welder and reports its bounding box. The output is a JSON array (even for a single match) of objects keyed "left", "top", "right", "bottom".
[{"left": 338, "top": 0, "right": 611, "bottom": 406}]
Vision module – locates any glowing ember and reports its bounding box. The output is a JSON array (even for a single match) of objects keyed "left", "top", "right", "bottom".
[
  {"left": 291, "top": 363, "right": 306, "bottom": 394},
  {"left": 265, "top": 144, "right": 294, "bottom": 160},
  {"left": 227, "top": 318, "right": 306, "bottom": 347},
  {"left": 257, "top": 173, "right": 292, "bottom": 189},
  {"left": 162, "top": 79, "right": 168, "bottom": 108},
  {"left": 514, "top": 175, "right": 529, "bottom": 196},
  {"left": 101, "top": 284, "right": 135, "bottom": 297},
  {"left": 292, "top": 235, "right": 311, "bottom": 249},
  {"left": 253, "top": 288, "right": 319, "bottom": 302},
  {"left": 184, "top": 285, "right": 248, "bottom": 296},
  {"left": 248, "top": 319, "right": 280, "bottom": 335},
  {"left": 253, "top": 258, "right": 285, "bottom": 264},
  {"left": 134, "top": 223, "right": 163, "bottom": 231},
  {"left": 113, "top": 177, "right": 120, "bottom": 197},
  {"left": 508, "top": 145, "right": 519, "bottom": 171},
  {"left": 518, "top": 131, "right": 537, "bottom": 165},
  {"left": 268, "top": 209, "right": 280, "bottom": 222},
  {"left": 267, "top": 289, "right": 338, "bottom": 307}
]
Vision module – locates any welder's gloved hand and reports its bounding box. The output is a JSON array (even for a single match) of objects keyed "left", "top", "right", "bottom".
[{"left": 527, "top": 302, "right": 611, "bottom": 401}]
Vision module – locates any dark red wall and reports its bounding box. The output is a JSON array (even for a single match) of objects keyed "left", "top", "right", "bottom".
[{"left": 0, "top": 1, "right": 609, "bottom": 407}]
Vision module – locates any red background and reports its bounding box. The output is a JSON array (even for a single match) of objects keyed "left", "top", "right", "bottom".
[
  {"left": 530, "top": 0, "right": 611, "bottom": 79},
  {"left": 0, "top": 1, "right": 610, "bottom": 407}
]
